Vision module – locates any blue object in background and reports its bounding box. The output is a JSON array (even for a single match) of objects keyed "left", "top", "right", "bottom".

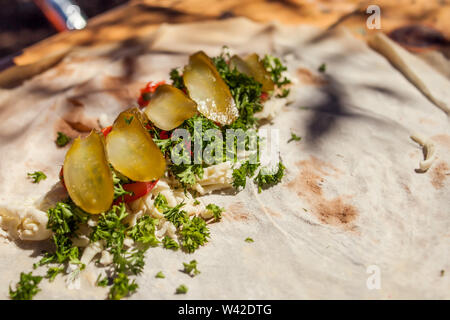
[{"left": 33, "top": 0, "right": 87, "bottom": 31}]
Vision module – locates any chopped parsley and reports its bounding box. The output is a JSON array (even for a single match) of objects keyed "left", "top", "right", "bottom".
[
  {"left": 162, "top": 236, "right": 180, "bottom": 250},
  {"left": 176, "top": 284, "right": 188, "bottom": 294},
  {"left": 155, "top": 193, "right": 188, "bottom": 228},
  {"left": 128, "top": 215, "right": 159, "bottom": 248},
  {"left": 170, "top": 68, "right": 185, "bottom": 90},
  {"left": 206, "top": 203, "right": 224, "bottom": 221},
  {"left": 254, "top": 161, "right": 285, "bottom": 193},
  {"left": 182, "top": 260, "right": 200, "bottom": 277},
  {"left": 27, "top": 171, "right": 47, "bottom": 183},
  {"left": 155, "top": 193, "right": 210, "bottom": 253},
  {"left": 155, "top": 271, "right": 165, "bottom": 279},
  {"left": 262, "top": 54, "right": 291, "bottom": 97},
  {"left": 180, "top": 216, "right": 210, "bottom": 253},
  {"left": 9, "top": 272, "right": 43, "bottom": 300},
  {"left": 56, "top": 132, "right": 71, "bottom": 147},
  {"left": 318, "top": 63, "right": 327, "bottom": 73},
  {"left": 45, "top": 266, "right": 64, "bottom": 282},
  {"left": 288, "top": 132, "right": 302, "bottom": 143},
  {"left": 111, "top": 169, "right": 133, "bottom": 200},
  {"left": 232, "top": 161, "right": 259, "bottom": 189},
  {"left": 96, "top": 275, "right": 110, "bottom": 287},
  {"left": 108, "top": 272, "right": 138, "bottom": 300},
  {"left": 124, "top": 116, "right": 134, "bottom": 125},
  {"left": 245, "top": 237, "right": 254, "bottom": 243}
]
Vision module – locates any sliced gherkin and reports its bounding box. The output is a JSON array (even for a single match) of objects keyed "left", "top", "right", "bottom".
[
  {"left": 229, "top": 54, "right": 253, "bottom": 77},
  {"left": 183, "top": 51, "right": 238, "bottom": 125},
  {"left": 105, "top": 108, "right": 166, "bottom": 182},
  {"left": 241, "top": 53, "right": 274, "bottom": 92},
  {"left": 143, "top": 84, "right": 197, "bottom": 130},
  {"left": 63, "top": 131, "right": 114, "bottom": 214}
]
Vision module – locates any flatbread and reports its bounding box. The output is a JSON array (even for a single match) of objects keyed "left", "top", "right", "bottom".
[
  {"left": 0, "top": 18, "right": 449, "bottom": 299},
  {"left": 369, "top": 32, "right": 450, "bottom": 114}
]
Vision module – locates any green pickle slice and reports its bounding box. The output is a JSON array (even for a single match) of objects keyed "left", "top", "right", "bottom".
[
  {"left": 106, "top": 108, "right": 166, "bottom": 182},
  {"left": 183, "top": 51, "right": 238, "bottom": 125},
  {"left": 63, "top": 131, "right": 114, "bottom": 214},
  {"left": 143, "top": 84, "right": 197, "bottom": 130}
]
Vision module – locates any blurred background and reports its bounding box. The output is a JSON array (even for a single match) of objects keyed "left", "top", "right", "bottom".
[
  {"left": 0, "top": 0, "right": 449, "bottom": 71},
  {"left": 0, "top": 0, "right": 128, "bottom": 58}
]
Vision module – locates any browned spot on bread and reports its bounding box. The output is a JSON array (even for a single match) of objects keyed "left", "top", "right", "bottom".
[
  {"left": 430, "top": 161, "right": 449, "bottom": 190},
  {"left": 54, "top": 118, "right": 85, "bottom": 140},
  {"left": 315, "top": 197, "right": 357, "bottom": 225},
  {"left": 225, "top": 202, "right": 250, "bottom": 221},
  {"left": 297, "top": 68, "right": 327, "bottom": 86},
  {"left": 287, "top": 156, "right": 357, "bottom": 229},
  {"left": 54, "top": 103, "right": 99, "bottom": 140},
  {"left": 62, "top": 103, "right": 99, "bottom": 132}
]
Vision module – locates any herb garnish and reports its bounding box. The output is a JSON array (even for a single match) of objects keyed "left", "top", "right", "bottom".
[
  {"left": 56, "top": 132, "right": 71, "bottom": 147},
  {"left": 254, "top": 162, "right": 285, "bottom": 193},
  {"left": 162, "top": 236, "right": 180, "bottom": 250},
  {"left": 232, "top": 161, "right": 259, "bottom": 189},
  {"left": 9, "top": 272, "right": 43, "bottom": 300},
  {"left": 108, "top": 272, "right": 138, "bottom": 300},
  {"left": 262, "top": 54, "right": 291, "bottom": 97},
  {"left": 245, "top": 237, "right": 254, "bottom": 243},
  {"left": 318, "top": 63, "right": 327, "bottom": 73},
  {"left": 288, "top": 132, "right": 302, "bottom": 143},
  {"left": 176, "top": 284, "right": 188, "bottom": 294},
  {"left": 155, "top": 271, "right": 165, "bottom": 279},
  {"left": 206, "top": 203, "right": 224, "bottom": 221},
  {"left": 182, "top": 260, "right": 200, "bottom": 277},
  {"left": 124, "top": 116, "right": 134, "bottom": 125},
  {"left": 27, "top": 171, "right": 47, "bottom": 183}
]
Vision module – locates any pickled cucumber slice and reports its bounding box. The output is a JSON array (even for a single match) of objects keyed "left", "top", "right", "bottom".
[
  {"left": 183, "top": 51, "right": 238, "bottom": 125},
  {"left": 143, "top": 84, "right": 197, "bottom": 130},
  {"left": 63, "top": 131, "right": 114, "bottom": 214},
  {"left": 106, "top": 108, "right": 166, "bottom": 182},
  {"left": 230, "top": 53, "right": 274, "bottom": 92}
]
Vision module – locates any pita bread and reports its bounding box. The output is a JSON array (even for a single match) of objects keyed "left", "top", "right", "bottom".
[
  {"left": 0, "top": 18, "right": 449, "bottom": 299},
  {"left": 369, "top": 32, "right": 450, "bottom": 114}
]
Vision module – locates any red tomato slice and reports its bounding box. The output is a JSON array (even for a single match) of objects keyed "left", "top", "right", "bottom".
[
  {"left": 114, "top": 180, "right": 158, "bottom": 204},
  {"left": 59, "top": 166, "right": 67, "bottom": 190},
  {"left": 138, "top": 81, "right": 166, "bottom": 107},
  {"left": 101, "top": 126, "right": 112, "bottom": 137},
  {"left": 260, "top": 92, "right": 269, "bottom": 102},
  {"left": 159, "top": 130, "right": 170, "bottom": 140}
]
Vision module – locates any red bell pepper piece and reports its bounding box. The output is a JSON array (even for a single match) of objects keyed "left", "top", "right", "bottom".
[
  {"left": 101, "top": 125, "right": 112, "bottom": 137},
  {"left": 114, "top": 180, "right": 158, "bottom": 204},
  {"left": 138, "top": 81, "right": 166, "bottom": 107},
  {"left": 260, "top": 92, "right": 269, "bottom": 102},
  {"left": 59, "top": 166, "right": 66, "bottom": 190}
]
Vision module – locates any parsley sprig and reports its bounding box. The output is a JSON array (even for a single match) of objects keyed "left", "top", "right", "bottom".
[
  {"left": 27, "top": 171, "right": 47, "bottom": 183},
  {"left": 182, "top": 260, "right": 200, "bottom": 277},
  {"left": 56, "top": 132, "right": 71, "bottom": 147},
  {"left": 254, "top": 161, "right": 286, "bottom": 193},
  {"left": 9, "top": 272, "right": 43, "bottom": 300}
]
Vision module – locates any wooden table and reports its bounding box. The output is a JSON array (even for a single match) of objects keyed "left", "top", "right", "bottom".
[{"left": 1, "top": 0, "right": 449, "bottom": 87}]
